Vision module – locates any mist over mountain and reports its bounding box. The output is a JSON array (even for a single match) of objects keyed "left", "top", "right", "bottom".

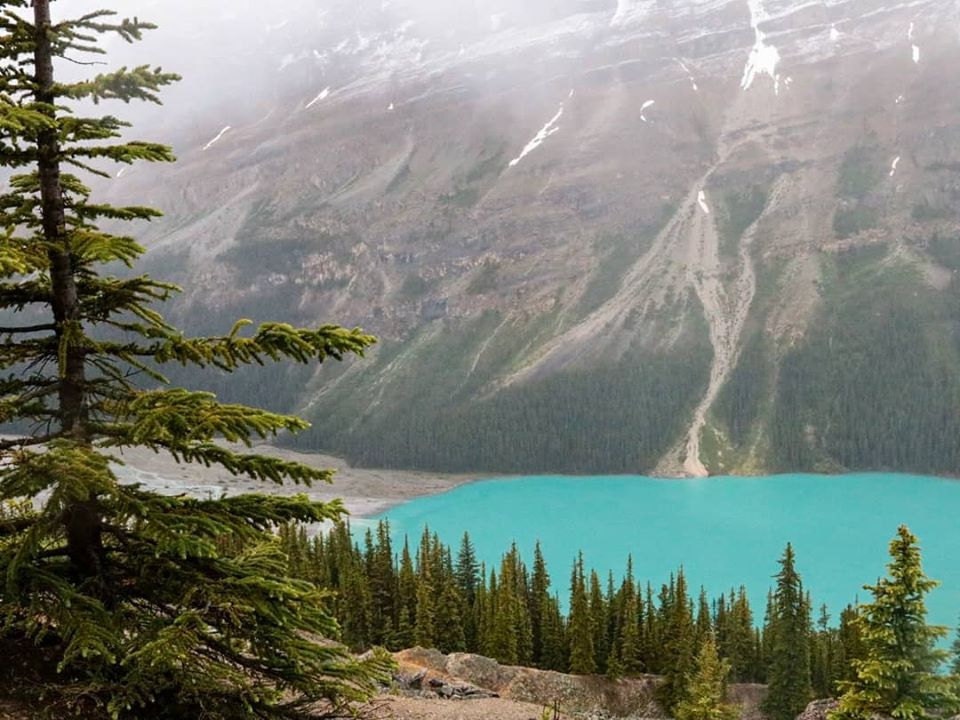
[{"left": 87, "top": 0, "right": 960, "bottom": 476}]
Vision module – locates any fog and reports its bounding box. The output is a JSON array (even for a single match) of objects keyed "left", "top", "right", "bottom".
[{"left": 44, "top": 0, "right": 619, "bottom": 145}]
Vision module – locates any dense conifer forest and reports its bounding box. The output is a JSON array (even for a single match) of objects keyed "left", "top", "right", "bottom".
[
  {"left": 279, "top": 522, "right": 874, "bottom": 698},
  {"left": 278, "top": 522, "right": 960, "bottom": 718}
]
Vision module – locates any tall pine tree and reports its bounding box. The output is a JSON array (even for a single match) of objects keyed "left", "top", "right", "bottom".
[
  {"left": 763, "top": 544, "right": 812, "bottom": 720},
  {"left": 658, "top": 569, "right": 697, "bottom": 714},
  {"left": 568, "top": 555, "right": 596, "bottom": 674},
  {"left": 0, "top": 2, "right": 389, "bottom": 716}
]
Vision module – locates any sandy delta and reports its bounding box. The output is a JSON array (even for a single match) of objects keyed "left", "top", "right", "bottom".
[{"left": 105, "top": 442, "right": 472, "bottom": 520}]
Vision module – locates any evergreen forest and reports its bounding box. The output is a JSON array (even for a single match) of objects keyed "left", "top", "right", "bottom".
[{"left": 278, "top": 521, "right": 960, "bottom": 718}]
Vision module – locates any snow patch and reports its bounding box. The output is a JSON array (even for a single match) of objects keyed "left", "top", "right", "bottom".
[
  {"left": 889, "top": 156, "right": 901, "bottom": 176},
  {"left": 388, "top": 102, "right": 395, "bottom": 111},
  {"left": 676, "top": 59, "right": 699, "bottom": 92},
  {"left": 740, "top": 0, "right": 782, "bottom": 94},
  {"left": 116, "top": 167, "right": 127, "bottom": 178},
  {"left": 568, "top": 88, "right": 575, "bottom": 99},
  {"left": 912, "top": 44, "right": 920, "bottom": 63},
  {"left": 491, "top": 13, "right": 505, "bottom": 32},
  {"left": 305, "top": 87, "right": 331, "bottom": 109},
  {"left": 202, "top": 125, "right": 231, "bottom": 151},
  {"left": 611, "top": 0, "right": 631, "bottom": 26},
  {"left": 895, "top": 94, "right": 905, "bottom": 104},
  {"left": 697, "top": 190, "right": 711, "bottom": 214},
  {"left": 265, "top": 19, "right": 289, "bottom": 32},
  {"left": 640, "top": 99, "right": 655, "bottom": 123},
  {"left": 908, "top": 21, "right": 915, "bottom": 40},
  {"left": 508, "top": 105, "right": 564, "bottom": 168},
  {"left": 829, "top": 24, "right": 840, "bottom": 41}
]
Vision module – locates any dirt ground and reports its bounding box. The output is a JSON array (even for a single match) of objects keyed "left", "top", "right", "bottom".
[{"left": 381, "top": 696, "right": 564, "bottom": 720}]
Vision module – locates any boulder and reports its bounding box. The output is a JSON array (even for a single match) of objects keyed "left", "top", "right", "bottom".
[{"left": 797, "top": 699, "right": 840, "bottom": 720}]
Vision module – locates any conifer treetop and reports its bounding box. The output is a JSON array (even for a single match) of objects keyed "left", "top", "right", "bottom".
[{"left": 831, "top": 526, "right": 957, "bottom": 720}]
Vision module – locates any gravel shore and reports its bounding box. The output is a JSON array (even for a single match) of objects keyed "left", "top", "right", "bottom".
[{"left": 105, "top": 443, "right": 473, "bottom": 518}]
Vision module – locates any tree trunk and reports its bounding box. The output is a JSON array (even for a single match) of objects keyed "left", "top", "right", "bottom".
[{"left": 33, "top": 0, "right": 101, "bottom": 577}]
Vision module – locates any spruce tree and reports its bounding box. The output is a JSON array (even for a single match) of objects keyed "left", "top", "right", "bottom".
[
  {"left": 675, "top": 633, "right": 739, "bottom": 720},
  {"left": 531, "top": 541, "right": 551, "bottom": 667},
  {"left": 367, "top": 521, "right": 396, "bottom": 646},
  {"left": 763, "top": 544, "right": 812, "bottom": 720},
  {"left": 434, "top": 580, "right": 466, "bottom": 654},
  {"left": 658, "top": 568, "right": 697, "bottom": 714},
  {"left": 0, "top": 2, "right": 389, "bottom": 716},
  {"left": 695, "top": 587, "right": 713, "bottom": 648},
  {"left": 619, "top": 560, "right": 643, "bottom": 674},
  {"left": 836, "top": 604, "right": 864, "bottom": 683},
  {"left": 540, "top": 592, "right": 568, "bottom": 671},
  {"left": 414, "top": 573, "right": 436, "bottom": 649},
  {"left": 831, "top": 526, "right": 957, "bottom": 720},
  {"left": 811, "top": 604, "right": 838, "bottom": 698},
  {"left": 589, "top": 569, "right": 610, "bottom": 672},
  {"left": 723, "top": 587, "right": 756, "bottom": 682},
  {"left": 454, "top": 531, "right": 480, "bottom": 602},
  {"left": 568, "top": 555, "right": 596, "bottom": 674},
  {"left": 455, "top": 531, "right": 480, "bottom": 649},
  {"left": 394, "top": 538, "right": 418, "bottom": 649}
]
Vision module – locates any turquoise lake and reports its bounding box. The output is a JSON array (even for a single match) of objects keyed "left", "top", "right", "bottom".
[{"left": 372, "top": 473, "right": 960, "bottom": 628}]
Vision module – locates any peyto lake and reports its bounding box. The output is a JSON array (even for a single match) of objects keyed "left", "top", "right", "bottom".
[{"left": 373, "top": 473, "right": 960, "bottom": 627}]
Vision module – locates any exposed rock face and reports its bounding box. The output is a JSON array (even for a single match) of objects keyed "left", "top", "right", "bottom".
[
  {"left": 796, "top": 698, "right": 840, "bottom": 720},
  {"left": 394, "top": 647, "right": 766, "bottom": 719},
  {"left": 392, "top": 666, "right": 500, "bottom": 700},
  {"left": 89, "top": 0, "right": 960, "bottom": 476}
]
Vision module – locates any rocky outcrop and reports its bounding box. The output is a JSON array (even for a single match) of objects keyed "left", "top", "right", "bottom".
[
  {"left": 796, "top": 699, "right": 840, "bottom": 720},
  {"left": 394, "top": 648, "right": 766, "bottom": 720},
  {"left": 392, "top": 665, "right": 500, "bottom": 700}
]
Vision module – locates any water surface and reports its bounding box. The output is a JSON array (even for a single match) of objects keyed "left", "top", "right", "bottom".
[{"left": 375, "top": 473, "right": 960, "bottom": 627}]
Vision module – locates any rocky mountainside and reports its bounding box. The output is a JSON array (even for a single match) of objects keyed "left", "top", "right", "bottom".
[{"left": 93, "top": 0, "right": 960, "bottom": 476}]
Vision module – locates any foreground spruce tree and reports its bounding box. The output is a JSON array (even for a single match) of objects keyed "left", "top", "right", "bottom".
[
  {"left": 830, "top": 526, "right": 956, "bottom": 720},
  {"left": 0, "top": 1, "right": 389, "bottom": 717},
  {"left": 674, "top": 634, "right": 739, "bottom": 720}
]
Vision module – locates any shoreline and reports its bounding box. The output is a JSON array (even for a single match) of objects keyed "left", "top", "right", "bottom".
[
  {"left": 5, "top": 436, "right": 955, "bottom": 517},
  {"left": 103, "top": 443, "right": 477, "bottom": 518}
]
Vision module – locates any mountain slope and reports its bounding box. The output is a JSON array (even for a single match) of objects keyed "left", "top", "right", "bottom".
[{"left": 92, "top": 0, "right": 960, "bottom": 476}]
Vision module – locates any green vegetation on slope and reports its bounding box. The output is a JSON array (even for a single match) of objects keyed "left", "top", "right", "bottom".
[
  {"left": 716, "top": 187, "right": 767, "bottom": 257},
  {"left": 713, "top": 331, "right": 771, "bottom": 449},
  {"left": 295, "top": 305, "right": 711, "bottom": 474},
  {"left": 833, "top": 145, "right": 884, "bottom": 239},
  {"left": 771, "top": 244, "right": 960, "bottom": 473}
]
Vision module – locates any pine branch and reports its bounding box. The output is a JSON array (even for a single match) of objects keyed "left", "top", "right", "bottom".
[
  {"left": 98, "top": 389, "right": 312, "bottom": 447},
  {"left": 59, "top": 66, "right": 180, "bottom": 105},
  {"left": 150, "top": 322, "right": 377, "bottom": 370},
  {"left": 0, "top": 432, "right": 60, "bottom": 451},
  {"left": 0, "top": 322, "right": 55, "bottom": 333},
  {"left": 100, "top": 438, "right": 337, "bottom": 485}
]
